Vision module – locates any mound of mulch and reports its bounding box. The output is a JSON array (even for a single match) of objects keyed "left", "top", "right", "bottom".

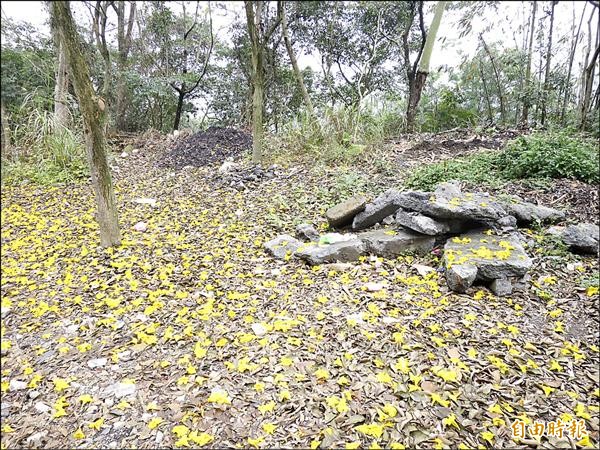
[{"left": 158, "top": 127, "right": 252, "bottom": 169}]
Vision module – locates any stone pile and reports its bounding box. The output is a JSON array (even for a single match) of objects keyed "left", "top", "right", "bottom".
[{"left": 264, "top": 181, "right": 598, "bottom": 296}]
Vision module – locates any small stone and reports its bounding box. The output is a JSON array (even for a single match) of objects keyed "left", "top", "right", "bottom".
[
  {"left": 446, "top": 264, "right": 478, "bottom": 293},
  {"left": 295, "top": 239, "right": 366, "bottom": 265},
  {"left": 88, "top": 358, "right": 108, "bottom": 369},
  {"left": 318, "top": 233, "right": 357, "bottom": 244},
  {"left": 1, "top": 403, "right": 11, "bottom": 418},
  {"left": 64, "top": 324, "right": 79, "bottom": 335},
  {"left": 413, "top": 264, "right": 436, "bottom": 277},
  {"left": 296, "top": 223, "right": 320, "bottom": 241},
  {"left": 251, "top": 323, "right": 267, "bottom": 337},
  {"left": 26, "top": 431, "right": 48, "bottom": 447},
  {"left": 497, "top": 215, "right": 518, "bottom": 229},
  {"left": 133, "top": 221, "right": 147, "bottom": 232},
  {"left": 264, "top": 234, "right": 302, "bottom": 260},
  {"left": 120, "top": 152, "right": 128, "bottom": 158},
  {"left": 9, "top": 380, "right": 27, "bottom": 391},
  {"left": 28, "top": 390, "right": 41, "bottom": 400},
  {"left": 107, "top": 382, "right": 136, "bottom": 398},
  {"left": 156, "top": 431, "right": 164, "bottom": 444},
  {"left": 218, "top": 161, "right": 238, "bottom": 173},
  {"left": 34, "top": 402, "right": 52, "bottom": 414},
  {"left": 133, "top": 198, "right": 157, "bottom": 207},
  {"left": 364, "top": 282, "right": 384, "bottom": 292},
  {"left": 489, "top": 277, "right": 513, "bottom": 296},
  {"left": 326, "top": 195, "right": 368, "bottom": 228},
  {"left": 562, "top": 223, "right": 599, "bottom": 254},
  {"left": 352, "top": 190, "right": 403, "bottom": 230}
]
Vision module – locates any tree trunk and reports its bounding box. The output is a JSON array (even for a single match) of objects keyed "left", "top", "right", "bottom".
[
  {"left": 521, "top": 0, "right": 537, "bottom": 125},
  {"left": 173, "top": 89, "right": 185, "bottom": 131},
  {"left": 1, "top": 101, "right": 10, "bottom": 159},
  {"left": 279, "top": 0, "right": 314, "bottom": 116},
  {"left": 561, "top": 2, "right": 587, "bottom": 124},
  {"left": 50, "top": 0, "right": 121, "bottom": 248},
  {"left": 406, "top": 72, "right": 427, "bottom": 132},
  {"left": 579, "top": 7, "right": 599, "bottom": 130},
  {"left": 246, "top": 1, "right": 265, "bottom": 164},
  {"left": 114, "top": 1, "right": 136, "bottom": 131},
  {"left": 480, "top": 36, "right": 507, "bottom": 124},
  {"left": 405, "top": 0, "right": 446, "bottom": 132},
  {"left": 540, "top": 1, "right": 556, "bottom": 126},
  {"left": 479, "top": 61, "right": 493, "bottom": 123},
  {"left": 54, "top": 41, "right": 70, "bottom": 127}
]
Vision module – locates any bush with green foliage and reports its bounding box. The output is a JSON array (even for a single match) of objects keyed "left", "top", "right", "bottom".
[
  {"left": 407, "top": 131, "right": 599, "bottom": 189},
  {"left": 2, "top": 98, "right": 88, "bottom": 185},
  {"left": 497, "top": 131, "right": 599, "bottom": 183}
]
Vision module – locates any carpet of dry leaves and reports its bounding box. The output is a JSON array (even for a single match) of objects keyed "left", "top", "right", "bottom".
[{"left": 1, "top": 135, "right": 598, "bottom": 449}]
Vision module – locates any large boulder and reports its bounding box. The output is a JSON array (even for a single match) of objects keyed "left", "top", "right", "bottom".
[
  {"left": 326, "top": 195, "right": 367, "bottom": 228},
  {"left": 561, "top": 223, "right": 599, "bottom": 254},
  {"left": 264, "top": 234, "right": 302, "bottom": 260},
  {"left": 352, "top": 189, "right": 403, "bottom": 230},
  {"left": 295, "top": 239, "right": 366, "bottom": 265},
  {"left": 359, "top": 229, "right": 435, "bottom": 258},
  {"left": 443, "top": 232, "right": 532, "bottom": 281},
  {"left": 500, "top": 200, "right": 565, "bottom": 224},
  {"left": 395, "top": 208, "right": 464, "bottom": 236}
]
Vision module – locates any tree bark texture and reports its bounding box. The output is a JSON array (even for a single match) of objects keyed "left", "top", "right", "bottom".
[{"left": 50, "top": 0, "right": 121, "bottom": 247}]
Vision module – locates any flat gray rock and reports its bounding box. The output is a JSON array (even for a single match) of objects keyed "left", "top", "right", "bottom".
[
  {"left": 446, "top": 264, "right": 478, "bottom": 293},
  {"left": 562, "top": 223, "right": 599, "bottom": 254},
  {"left": 395, "top": 209, "right": 464, "bottom": 235},
  {"left": 264, "top": 234, "right": 302, "bottom": 260},
  {"left": 359, "top": 228, "right": 435, "bottom": 258},
  {"left": 295, "top": 239, "right": 366, "bottom": 265},
  {"left": 443, "top": 232, "right": 532, "bottom": 281},
  {"left": 326, "top": 195, "right": 367, "bottom": 228},
  {"left": 501, "top": 200, "right": 565, "bottom": 224},
  {"left": 352, "top": 189, "right": 403, "bottom": 230},
  {"left": 397, "top": 190, "right": 507, "bottom": 223}
]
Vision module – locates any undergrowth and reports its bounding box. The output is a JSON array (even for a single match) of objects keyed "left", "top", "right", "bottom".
[
  {"left": 407, "top": 131, "right": 599, "bottom": 190},
  {"left": 1, "top": 98, "right": 88, "bottom": 185}
]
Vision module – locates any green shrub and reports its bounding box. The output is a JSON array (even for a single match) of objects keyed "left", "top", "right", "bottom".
[
  {"left": 2, "top": 97, "right": 88, "bottom": 185},
  {"left": 406, "top": 131, "right": 599, "bottom": 190},
  {"left": 498, "top": 131, "right": 599, "bottom": 183},
  {"left": 406, "top": 151, "right": 503, "bottom": 190}
]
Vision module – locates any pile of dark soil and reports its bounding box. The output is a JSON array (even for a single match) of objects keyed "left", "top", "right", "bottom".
[{"left": 158, "top": 127, "right": 252, "bottom": 169}]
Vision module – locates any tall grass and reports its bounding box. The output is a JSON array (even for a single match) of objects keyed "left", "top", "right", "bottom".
[
  {"left": 267, "top": 104, "right": 404, "bottom": 165},
  {"left": 2, "top": 94, "right": 88, "bottom": 185}
]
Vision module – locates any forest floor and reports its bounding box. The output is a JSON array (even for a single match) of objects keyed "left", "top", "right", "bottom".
[{"left": 1, "top": 130, "right": 599, "bottom": 450}]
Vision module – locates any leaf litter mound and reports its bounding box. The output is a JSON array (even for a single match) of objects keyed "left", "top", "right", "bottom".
[{"left": 159, "top": 126, "right": 252, "bottom": 169}]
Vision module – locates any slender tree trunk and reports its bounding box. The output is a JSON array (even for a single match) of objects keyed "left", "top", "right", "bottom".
[
  {"left": 1, "top": 102, "right": 10, "bottom": 159},
  {"left": 480, "top": 36, "right": 507, "bottom": 124},
  {"left": 540, "top": 1, "right": 556, "bottom": 126},
  {"left": 173, "top": 89, "right": 185, "bottom": 131},
  {"left": 279, "top": 0, "right": 314, "bottom": 116},
  {"left": 521, "top": 0, "right": 537, "bottom": 125},
  {"left": 54, "top": 41, "right": 70, "bottom": 127},
  {"left": 405, "top": 0, "right": 446, "bottom": 132},
  {"left": 50, "top": 0, "right": 121, "bottom": 247},
  {"left": 479, "top": 61, "right": 493, "bottom": 123},
  {"left": 246, "top": 1, "right": 265, "bottom": 163},
  {"left": 579, "top": 8, "right": 599, "bottom": 130},
  {"left": 561, "top": 2, "right": 586, "bottom": 124}
]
